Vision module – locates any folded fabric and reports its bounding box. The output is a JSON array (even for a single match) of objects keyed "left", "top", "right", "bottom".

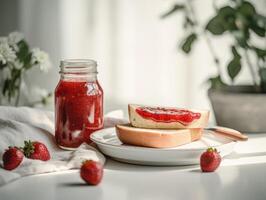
[{"left": 0, "top": 106, "right": 126, "bottom": 186}]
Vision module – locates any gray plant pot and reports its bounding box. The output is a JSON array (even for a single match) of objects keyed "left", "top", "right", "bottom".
[{"left": 208, "top": 86, "right": 266, "bottom": 133}]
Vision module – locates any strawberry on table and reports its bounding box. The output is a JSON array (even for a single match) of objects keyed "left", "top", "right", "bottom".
[
  {"left": 80, "top": 160, "right": 103, "bottom": 185},
  {"left": 200, "top": 147, "right": 221, "bottom": 172},
  {"left": 3, "top": 147, "right": 24, "bottom": 170},
  {"left": 23, "top": 140, "right": 50, "bottom": 161}
]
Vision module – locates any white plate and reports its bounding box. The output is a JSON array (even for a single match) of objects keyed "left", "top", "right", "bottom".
[{"left": 91, "top": 128, "right": 236, "bottom": 166}]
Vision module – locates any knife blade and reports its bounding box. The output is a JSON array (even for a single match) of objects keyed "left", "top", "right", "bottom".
[{"left": 205, "top": 126, "right": 248, "bottom": 141}]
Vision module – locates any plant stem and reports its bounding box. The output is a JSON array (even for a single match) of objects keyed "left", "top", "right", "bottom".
[
  {"left": 204, "top": 33, "right": 223, "bottom": 76},
  {"left": 15, "top": 76, "right": 22, "bottom": 106},
  {"left": 244, "top": 49, "right": 259, "bottom": 90},
  {"left": 186, "top": 0, "right": 222, "bottom": 77},
  {"left": 186, "top": 0, "right": 198, "bottom": 25}
]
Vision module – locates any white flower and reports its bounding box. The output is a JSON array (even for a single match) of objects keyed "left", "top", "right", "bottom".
[
  {"left": 0, "top": 53, "right": 5, "bottom": 64},
  {"left": 31, "top": 48, "right": 51, "bottom": 72},
  {"left": 0, "top": 37, "right": 8, "bottom": 44},
  {"left": 13, "top": 60, "right": 23, "bottom": 70},
  {"left": 0, "top": 38, "right": 16, "bottom": 64},
  {"left": 7, "top": 32, "right": 24, "bottom": 47}
]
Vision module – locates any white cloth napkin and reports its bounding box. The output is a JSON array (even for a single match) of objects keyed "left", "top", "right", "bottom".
[{"left": 0, "top": 106, "right": 126, "bottom": 186}]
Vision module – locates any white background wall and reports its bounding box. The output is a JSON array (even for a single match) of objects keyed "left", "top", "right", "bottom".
[{"left": 1, "top": 0, "right": 266, "bottom": 123}]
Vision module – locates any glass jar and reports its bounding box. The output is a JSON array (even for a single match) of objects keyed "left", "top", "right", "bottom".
[{"left": 55, "top": 59, "right": 103, "bottom": 150}]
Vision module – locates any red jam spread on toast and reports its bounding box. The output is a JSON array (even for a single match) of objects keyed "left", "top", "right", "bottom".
[{"left": 135, "top": 106, "right": 201, "bottom": 124}]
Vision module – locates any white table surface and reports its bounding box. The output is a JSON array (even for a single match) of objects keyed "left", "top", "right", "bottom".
[{"left": 1, "top": 133, "right": 266, "bottom": 200}]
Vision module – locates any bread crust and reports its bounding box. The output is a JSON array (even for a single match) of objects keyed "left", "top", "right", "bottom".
[{"left": 116, "top": 124, "right": 203, "bottom": 148}]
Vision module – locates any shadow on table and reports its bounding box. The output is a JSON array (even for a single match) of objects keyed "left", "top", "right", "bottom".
[
  {"left": 104, "top": 158, "right": 199, "bottom": 172},
  {"left": 105, "top": 150, "right": 266, "bottom": 173},
  {"left": 58, "top": 182, "right": 89, "bottom": 187},
  {"left": 225, "top": 151, "right": 266, "bottom": 159}
]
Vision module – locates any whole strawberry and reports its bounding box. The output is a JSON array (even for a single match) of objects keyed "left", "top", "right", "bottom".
[
  {"left": 3, "top": 147, "right": 24, "bottom": 170},
  {"left": 80, "top": 160, "right": 103, "bottom": 185},
  {"left": 200, "top": 147, "right": 221, "bottom": 172},
  {"left": 23, "top": 140, "right": 50, "bottom": 161}
]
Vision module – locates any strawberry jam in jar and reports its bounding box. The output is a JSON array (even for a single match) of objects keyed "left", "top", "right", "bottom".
[{"left": 55, "top": 59, "right": 103, "bottom": 150}]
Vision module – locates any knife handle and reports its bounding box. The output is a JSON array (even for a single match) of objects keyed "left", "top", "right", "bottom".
[{"left": 207, "top": 126, "right": 248, "bottom": 141}]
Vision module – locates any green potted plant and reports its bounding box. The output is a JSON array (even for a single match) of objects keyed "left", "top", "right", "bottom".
[{"left": 162, "top": 0, "right": 266, "bottom": 132}]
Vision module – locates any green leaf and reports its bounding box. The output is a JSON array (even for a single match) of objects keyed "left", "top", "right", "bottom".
[
  {"left": 252, "top": 47, "right": 266, "bottom": 59},
  {"left": 208, "top": 75, "right": 227, "bottom": 89},
  {"left": 16, "top": 40, "right": 33, "bottom": 70},
  {"left": 250, "top": 20, "right": 265, "bottom": 37},
  {"left": 228, "top": 46, "right": 242, "bottom": 81},
  {"left": 206, "top": 6, "right": 237, "bottom": 35},
  {"left": 254, "top": 14, "right": 266, "bottom": 25},
  {"left": 231, "top": 46, "right": 241, "bottom": 59},
  {"left": 219, "top": 6, "right": 237, "bottom": 31},
  {"left": 227, "top": 57, "right": 241, "bottom": 81},
  {"left": 206, "top": 16, "right": 225, "bottom": 35},
  {"left": 219, "top": 6, "right": 235, "bottom": 18},
  {"left": 180, "top": 33, "right": 197, "bottom": 53},
  {"left": 161, "top": 4, "right": 185, "bottom": 19},
  {"left": 17, "top": 40, "right": 30, "bottom": 63},
  {"left": 238, "top": 1, "right": 256, "bottom": 17}
]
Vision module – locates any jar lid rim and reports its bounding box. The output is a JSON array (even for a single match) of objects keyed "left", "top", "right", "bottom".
[
  {"left": 60, "top": 59, "right": 97, "bottom": 74},
  {"left": 60, "top": 59, "right": 97, "bottom": 66}
]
